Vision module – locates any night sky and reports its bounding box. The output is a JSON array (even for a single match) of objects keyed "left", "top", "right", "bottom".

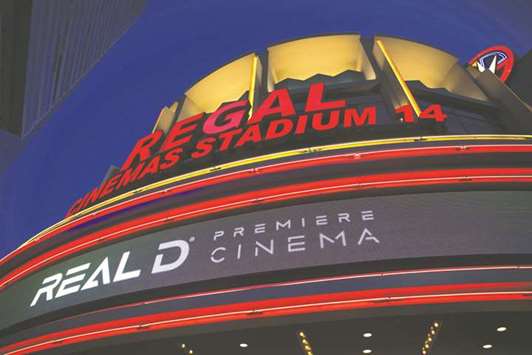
[{"left": 0, "top": 0, "right": 530, "bottom": 258}]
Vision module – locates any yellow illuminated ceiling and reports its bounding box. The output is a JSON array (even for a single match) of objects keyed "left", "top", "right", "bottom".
[
  {"left": 267, "top": 34, "right": 376, "bottom": 89},
  {"left": 177, "top": 53, "right": 258, "bottom": 120},
  {"left": 152, "top": 101, "right": 178, "bottom": 133},
  {"left": 375, "top": 36, "right": 488, "bottom": 101},
  {"left": 171, "top": 34, "right": 491, "bottom": 123},
  {"left": 374, "top": 39, "right": 422, "bottom": 115}
]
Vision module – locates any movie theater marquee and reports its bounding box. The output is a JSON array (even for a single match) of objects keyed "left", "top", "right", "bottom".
[{"left": 67, "top": 82, "right": 447, "bottom": 216}]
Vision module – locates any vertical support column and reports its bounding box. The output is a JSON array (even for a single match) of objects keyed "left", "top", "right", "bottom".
[
  {"left": 373, "top": 39, "right": 421, "bottom": 120},
  {"left": 248, "top": 54, "right": 259, "bottom": 117},
  {"left": 151, "top": 101, "right": 179, "bottom": 134},
  {"left": 469, "top": 67, "right": 532, "bottom": 133}
]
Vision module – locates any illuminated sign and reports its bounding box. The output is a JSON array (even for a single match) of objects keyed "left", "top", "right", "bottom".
[
  {"left": 3, "top": 190, "right": 532, "bottom": 331},
  {"left": 469, "top": 45, "right": 514, "bottom": 82},
  {"left": 67, "top": 82, "right": 447, "bottom": 216}
]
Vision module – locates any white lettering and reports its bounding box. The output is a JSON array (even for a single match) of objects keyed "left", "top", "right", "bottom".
[
  {"left": 319, "top": 231, "right": 347, "bottom": 248},
  {"left": 211, "top": 247, "right": 226, "bottom": 263},
  {"left": 113, "top": 251, "right": 141, "bottom": 282},
  {"left": 288, "top": 235, "right": 306, "bottom": 252},
  {"left": 338, "top": 212, "right": 350, "bottom": 223},
  {"left": 315, "top": 215, "right": 328, "bottom": 226},
  {"left": 30, "top": 273, "right": 62, "bottom": 307},
  {"left": 56, "top": 263, "right": 90, "bottom": 298},
  {"left": 276, "top": 220, "right": 291, "bottom": 230},
  {"left": 254, "top": 223, "right": 266, "bottom": 234},
  {"left": 81, "top": 258, "right": 111, "bottom": 290},
  {"left": 233, "top": 227, "right": 244, "bottom": 238},
  {"left": 237, "top": 243, "right": 242, "bottom": 259},
  {"left": 152, "top": 240, "right": 190, "bottom": 274},
  {"left": 358, "top": 228, "right": 380, "bottom": 244},
  {"left": 213, "top": 230, "right": 224, "bottom": 241},
  {"left": 361, "top": 210, "right": 374, "bottom": 221},
  {"left": 255, "top": 240, "right": 274, "bottom": 256}
]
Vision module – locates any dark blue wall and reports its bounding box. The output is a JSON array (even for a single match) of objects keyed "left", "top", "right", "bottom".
[{"left": 1, "top": 0, "right": 530, "bottom": 257}]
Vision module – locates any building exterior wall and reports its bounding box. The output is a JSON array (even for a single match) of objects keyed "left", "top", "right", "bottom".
[
  {"left": 0, "top": 0, "right": 146, "bottom": 137},
  {"left": 1, "top": 34, "right": 531, "bottom": 354}
]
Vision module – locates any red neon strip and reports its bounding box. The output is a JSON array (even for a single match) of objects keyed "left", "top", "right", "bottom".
[
  {"left": 2, "top": 282, "right": 531, "bottom": 354},
  {"left": 50, "top": 264, "right": 532, "bottom": 322},
  {"left": 1, "top": 167, "right": 532, "bottom": 290},
  {"left": 1, "top": 144, "right": 530, "bottom": 269}
]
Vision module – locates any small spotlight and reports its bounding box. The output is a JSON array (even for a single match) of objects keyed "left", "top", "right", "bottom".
[
  {"left": 362, "top": 350, "right": 372, "bottom": 354},
  {"left": 497, "top": 326, "right": 507, "bottom": 332},
  {"left": 299, "top": 331, "right": 306, "bottom": 337},
  {"left": 181, "top": 344, "right": 186, "bottom": 349},
  {"left": 482, "top": 344, "right": 493, "bottom": 349},
  {"left": 188, "top": 350, "right": 193, "bottom": 355},
  {"left": 433, "top": 322, "right": 440, "bottom": 328},
  {"left": 363, "top": 332, "right": 373, "bottom": 338},
  {"left": 239, "top": 343, "right": 248, "bottom": 348}
]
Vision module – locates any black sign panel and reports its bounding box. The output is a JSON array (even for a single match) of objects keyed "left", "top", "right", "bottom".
[{"left": 2, "top": 191, "right": 532, "bottom": 330}]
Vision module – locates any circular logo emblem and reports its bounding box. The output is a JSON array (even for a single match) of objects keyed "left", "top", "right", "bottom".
[{"left": 469, "top": 45, "right": 514, "bottom": 82}]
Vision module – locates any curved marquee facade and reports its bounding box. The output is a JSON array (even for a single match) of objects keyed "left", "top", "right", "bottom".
[{"left": 1, "top": 34, "right": 532, "bottom": 354}]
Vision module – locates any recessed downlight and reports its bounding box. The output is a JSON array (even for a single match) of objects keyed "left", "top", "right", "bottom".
[
  {"left": 497, "top": 326, "right": 507, "bottom": 332},
  {"left": 363, "top": 332, "right": 373, "bottom": 338},
  {"left": 297, "top": 331, "right": 314, "bottom": 355},
  {"left": 362, "top": 349, "right": 372, "bottom": 354},
  {"left": 482, "top": 344, "right": 493, "bottom": 349},
  {"left": 239, "top": 343, "right": 248, "bottom": 348},
  {"left": 421, "top": 321, "right": 442, "bottom": 354}
]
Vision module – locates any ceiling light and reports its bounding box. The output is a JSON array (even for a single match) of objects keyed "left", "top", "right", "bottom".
[
  {"left": 362, "top": 349, "right": 372, "bottom": 354},
  {"left": 363, "top": 332, "right": 373, "bottom": 338},
  {"left": 482, "top": 344, "right": 493, "bottom": 349},
  {"left": 239, "top": 343, "right": 248, "bottom": 348},
  {"left": 497, "top": 326, "right": 507, "bottom": 332}
]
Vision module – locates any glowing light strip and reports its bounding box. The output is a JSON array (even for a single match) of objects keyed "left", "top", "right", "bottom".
[
  {"left": 4, "top": 143, "right": 531, "bottom": 270},
  {"left": 1, "top": 168, "right": 531, "bottom": 289},
  {"left": 5, "top": 134, "right": 531, "bottom": 265},
  {"left": 52, "top": 264, "right": 532, "bottom": 317},
  {"left": 375, "top": 39, "right": 422, "bottom": 116},
  {"left": 248, "top": 54, "right": 258, "bottom": 116},
  {"left": 421, "top": 320, "right": 441, "bottom": 354},
  {"left": 3, "top": 287, "right": 532, "bottom": 354}
]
